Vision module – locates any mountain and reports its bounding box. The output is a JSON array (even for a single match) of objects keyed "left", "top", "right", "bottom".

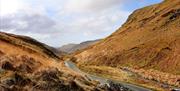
[
  {"left": 0, "top": 32, "right": 105, "bottom": 91},
  {"left": 75, "top": 0, "right": 180, "bottom": 75},
  {"left": 59, "top": 44, "right": 77, "bottom": 53},
  {"left": 59, "top": 39, "right": 100, "bottom": 53}
]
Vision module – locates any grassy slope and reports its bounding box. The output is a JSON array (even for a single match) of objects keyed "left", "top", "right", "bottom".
[
  {"left": 0, "top": 32, "right": 104, "bottom": 91},
  {"left": 78, "top": 65, "right": 169, "bottom": 91},
  {"left": 0, "top": 32, "right": 61, "bottom": 60},
  {"left": 75, "top": 0, "right": 180, "bottom": 75}
]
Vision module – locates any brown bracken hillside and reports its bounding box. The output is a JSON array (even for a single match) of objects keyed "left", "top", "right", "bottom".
[
  {"left": 0, "top": 32, "right": 106, "bottom": 91},
  {"left": 75, "top": 0, "right": 180, "bottom": 75}
]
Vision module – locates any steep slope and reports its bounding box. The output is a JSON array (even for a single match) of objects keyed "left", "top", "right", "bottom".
[
  {"left": 0, "top": 32, "right": 105, "bottom": 91},
  {"left": 59, "top": 39, "right": 100, "bottom": 53},
  {"left": 75, "top": 0, "right": 180, "bottom": 75},
  {"left": 0, "top": 32, "right": 61, "bottom": 60}
]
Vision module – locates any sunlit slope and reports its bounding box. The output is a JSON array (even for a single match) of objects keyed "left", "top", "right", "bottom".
[
  {"left": 75, "top": 0, "right": 180, "bottom": 75},
  {"left": 0, "top": 32, "right": 104, "bottom": 91},
  {"left": 0, "top": 32, "right": 61, "bottom": 60}
]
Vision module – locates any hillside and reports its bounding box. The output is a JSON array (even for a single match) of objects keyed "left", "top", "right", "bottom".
[
  {"left": 59, "top": 44, "right": 77, "bottom": 53},
  {"left": 59, "top": 39, "right": 100, "bottom": 53},
  {"left": 0, "top": 32, "right": 63, "bottom": 60},
  {"left": 0, "top": 32, "right": 105, "bottom": 91},
  {"left": 75, "top": 0, "right": 180, "bottom": 75}
]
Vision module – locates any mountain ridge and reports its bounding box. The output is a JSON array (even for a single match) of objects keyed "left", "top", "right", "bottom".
[{"left": 59, "top": 39, "right": 101, "bottom": 53}]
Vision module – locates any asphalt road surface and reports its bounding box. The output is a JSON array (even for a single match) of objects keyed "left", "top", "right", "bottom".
[{"left": 65, "top": 61, "right": 152, "bottom": 91}]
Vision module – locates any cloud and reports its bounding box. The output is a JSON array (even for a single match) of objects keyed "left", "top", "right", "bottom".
[
  {"left": 60, "top": 10, "right": 129, "bottom": 35},
  {"left": 0, "top": 13, "right": 56, "bottom": 33},
  {"left": 1, "top": 0, "right": 160, "bottom": 46},
  {"left": 56, "top": 0, "right": 130, "bottom": 38},
  {"left": 64, "top": 0, "right": 128, "bottom": 13}
]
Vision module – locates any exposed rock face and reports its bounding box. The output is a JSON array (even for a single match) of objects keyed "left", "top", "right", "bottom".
[{"left": 76, "top": 0, "right": 180, "bottom": 75}]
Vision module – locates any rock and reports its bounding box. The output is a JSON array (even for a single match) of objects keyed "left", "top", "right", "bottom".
[
  {"left": 1, "top": 61, "right": 14, "bottom": 71},
  {"left": 100, "top": 80, "right": 132, "bottom": 91}
]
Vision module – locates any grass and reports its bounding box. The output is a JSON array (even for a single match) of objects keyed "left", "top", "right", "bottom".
[
  {"left": 78, "top": 64, "right": 170, "bottom": 91},
  {"left": 0, "top": 32, "right": 60, "bottom": 60}
]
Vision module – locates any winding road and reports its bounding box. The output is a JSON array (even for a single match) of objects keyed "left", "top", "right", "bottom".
[{"left": 65, "top": 61, "right": 152, "bottom": 91}]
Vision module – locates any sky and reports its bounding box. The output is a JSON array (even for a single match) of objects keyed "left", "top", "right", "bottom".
[{"left": 0, "top": 0, "right": 162, "bottom": 47}]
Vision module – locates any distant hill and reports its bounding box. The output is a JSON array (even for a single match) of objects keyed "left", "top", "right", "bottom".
[
  {"left": 75, "top": 0, "right": 180, "bottom": 75},
  {"left": 59, "top": 39, "right": 101, "bottom": 53},
  {"left": 59, "top": 44, "right": 77, "bottom": 53}
]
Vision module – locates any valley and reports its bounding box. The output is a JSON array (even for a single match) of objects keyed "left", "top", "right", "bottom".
[
  {"left": 0, "top": 0, "right": 180, "bottom": 91},
  {"left": 65, "top": 61, "right": 152, "bottom": 91},
  {"left": 73, "top": 0, "right": 180, "bottom": 90}
]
